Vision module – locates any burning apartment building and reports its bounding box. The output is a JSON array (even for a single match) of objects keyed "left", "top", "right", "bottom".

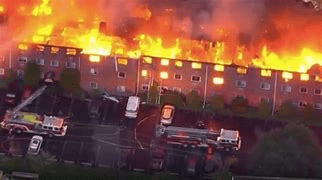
[{"left": 0, "top": 0, "right": 322, "bottom": 111}]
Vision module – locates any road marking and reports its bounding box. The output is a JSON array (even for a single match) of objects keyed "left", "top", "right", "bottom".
[{"left": 135, "top": 115, "right": 157, "bottom": 150}]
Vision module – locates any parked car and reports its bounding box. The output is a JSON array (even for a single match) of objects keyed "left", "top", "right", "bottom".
[
  {"left": 160, "top": 105, "right": 175, "bottom": 126},
  {"left": 27, "top": 135, "right": 43, "bottom": 155},
  {"left": 125, "top": 96, "right": 140, "bottom": 118},
  {"left": 4, "top": 93, "right": 17, "bottom": 105}
]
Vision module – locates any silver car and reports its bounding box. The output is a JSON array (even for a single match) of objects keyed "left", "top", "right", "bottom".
[
  {"left": 160, "top": 105, "right": 175, "bottom": 126},
  {"left": 27, "top": 135, "right": 43, "bottom": 155}
]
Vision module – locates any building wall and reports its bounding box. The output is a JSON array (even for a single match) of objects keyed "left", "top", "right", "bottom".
[{"left": 6, "top": 43, "right": 322, "bottom": 111}]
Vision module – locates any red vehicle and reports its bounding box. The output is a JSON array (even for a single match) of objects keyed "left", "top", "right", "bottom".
[{"left": 1, "top": 111, "right": 68, "bottom": 137}]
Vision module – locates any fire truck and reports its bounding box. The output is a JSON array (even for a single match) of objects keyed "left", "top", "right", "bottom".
[
  {"left": 0, "top": 85, "right": 68, "bottom": 137},
  {"left": 151, "top": 125, "right": 241, "bottom": 172}
]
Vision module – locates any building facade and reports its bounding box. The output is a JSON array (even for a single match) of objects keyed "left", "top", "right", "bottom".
[{"left": 2, "top": 43, "right": 322, "bottom": 112}]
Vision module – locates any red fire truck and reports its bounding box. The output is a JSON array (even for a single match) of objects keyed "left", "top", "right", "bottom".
[{"left": 0, "top": 85, "right": 68, "bottom": 137}]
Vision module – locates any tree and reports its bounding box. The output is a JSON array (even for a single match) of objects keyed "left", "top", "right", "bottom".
[
  {"left": 209, "top": 95, "right": 225, "bottom": 114},
  {"left": 24, "top": 62, "right": 41, "bottom": 87},
  {"left": 248, "top": 125, "right": 322, "bottom": 178},
  {"left": 160, "top": 90, "right": 185, "bottom": 107},
  {"left": 186, "top": 90, "right": 202, "bottom": 109},
  {"left": 277, "top": 100, "right": 297, "bottom": 120},
  {"left": 301, "top": 104, "right": 320, "bottom": 124},
  {"left": 148, "top": 83, "right": 158, "bottom": 104},
  {"left": 59, "top": 68, "right": 81, "bottom": 95},
  {"left": 258, "top": 98, "right": 271, "bottom": 119},
  {"left": 59, "top": 68, "right": 81, "bottom": 116},
  {"left": 5, "top": 68, "right": 16, "bottom": 85},
  {"left": 230, "top": 96, "right": 248, "bottom": 115}
]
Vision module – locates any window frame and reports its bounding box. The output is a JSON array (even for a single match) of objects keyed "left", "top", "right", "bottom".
[
  {"left": 260, "top": 82, "right": 271, "bottom": 90},
  {"left": 299, "top": 87, "right": 308, "bottom": 94},
  {"left": 314, "top": 88, "right": 322, "bottom": 95},
  {"left": 90, "top": 82, "right": 98, "bottom": 89},
  {"left": 0, "top": 68, "right": 4, "bottom": 75},
  {"left": 281, "top": 85, "right": 292, "bottom": 93},
  {"left": 118, "top": 72, "right": 126, "bottom": 78},
  {"left": 174, "top": 73, "right": 182, "bottom": 80},
  {"left": 50, "top": 60, "right": 59, "bottom": 67},
  {"left": 313, "top": 103, "right": 322, "bottom": 109},
  {"left": 65, "top": 61, "right": 76, "bottom": 69},
  {"left": 191, "top": 75, "right": 201, "bottom": 82},
  {"left": 141, "top": 84, "right": 149, "bottom": 91},
  {"left": 18, "top": 56, "right": 28, "bottom": 64},
  {"left": 298, "top": 101, "right": 308, "bottom": 108},
  {"left": 236, "top": 80, "right": 246, "bottom": 88},
  {"left": 90, "top": 68, "right": 98, "bottom": 75},
  {"left": 36, "top": 58, "right": 45, "bottom": 66}
]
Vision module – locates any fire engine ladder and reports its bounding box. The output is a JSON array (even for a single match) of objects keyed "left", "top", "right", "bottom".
[
  {"left": 11, "top": 85, "right": 47, "bottom": 115},
  {"left": 156, "top": 124, "right": 220, "bottom": 142}
]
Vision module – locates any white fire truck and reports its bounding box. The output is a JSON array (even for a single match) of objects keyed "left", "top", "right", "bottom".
[{"left": 0, "top": 85, "right": 68, "bottom": 137}]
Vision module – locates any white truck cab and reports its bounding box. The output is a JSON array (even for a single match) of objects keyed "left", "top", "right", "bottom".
[
  {"left": 125, "top": 96, "right": 140, "bottom": 118},
  {"left": 217, "top": 128, "right": 241, "bottom": 151}
]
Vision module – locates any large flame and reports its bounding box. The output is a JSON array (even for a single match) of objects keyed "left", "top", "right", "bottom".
[{"left": 1, "top": 0, "right": 322, "bottom": 73}]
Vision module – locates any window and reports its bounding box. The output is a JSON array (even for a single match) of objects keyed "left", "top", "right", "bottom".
[
  {"left": 18, "top": 56, "right": 27, "bottom": 63},
  {"left": 143, "top": 57, "right": 152, "bottom": 64},
  {"left": 191, "top": 62, "right": 202, "bottom": 69},
  {"left": 260, "top": 82, "right": 270, "bottom": 90},
  {"left": 17, "top": 70, "right": 24, "bottom": 79},
  {"left": 261, "top": 69, "right": 271, "bottom": 77},
  {"left": 236, "top": 67, "right": 247, "bottom": 74},
  {"left": 315, "top": 76, "right": 322, "bottom": 82},
  {"left": 314, "top": 103, "right": 322, "bottom": 109},
  {"left": 18, "top": 44, "right": 28, "bottom": 51},
  {"left": 118, "top": 72, "right": 126, "bottom": 78},
  {"left": 160, "top": 71, "right": 168, "bottom": 79},
  {"left": 118, "top": 58, "right": 128, "bottom": 65},
  {"left": 236, "top": 80, "right": 246, "bottom": 88},
  {"left": 141, "top": 70, "right": 149, "bottom": 77},
  {"left": 51, "top": 47, "right": 59, "bottom": 54},
  {"left": 89, "top": 55, "right": 100, "bottom": 62},
  {"left": 36, "top": 58, "right": 45, "bottom": 65},
  {"left": 36, "top": 45, "right": 45, "bottom": 52},
  {"left": 90, "top": 82, "right": 98, "bottom": 89},
  {"left": 259, "top": 97, "right": 269, "bottom": 103},
  {"left": 282, "top": 85, "right": 292, "bottom": 93},
  {"left": 314, "top": 89, "right": 322, "bottom": 95},
  {"left": 65, "top": 62, "right": 76, "bottom": 69},
  {"left": 175, "top": 60, "right": 182, "bottom": 67},
  {"left": 300, "top": 74, "right": 309, "bottom": 81},
  {"left": 0, "top": 68, "right": 4, "bottom": 75},
  {"left": 299, "top": 87, "right": 308, "bottom": 94},
  {"left": 66, "top": 48, "right": 76, "bottom": 56},
  {"left": 214, "top": 65, "right": 224, "bottom": 72},
  {"left": 298, "top": 101, "right": 308, "bottom": 108},
  {"left": 90, "top": 68, "right": 98, "bottom": 75},
  {"left": 174, "top": 74, "right": 182, "bottom": 80},
  {"left": 50, "top": 60, "right": 59, "bottom": 67},
  {"left": 117, "top": 86, "right": 126, "bottom": 92},
  {"left": 282, "top": 72, "right": 293, "bottom": 81},
  {"left": 191, "top": 76, "right": 201, "bottom": 82},
  {"left": 141, "top": 84, "right": 149, "bottom": 91},
  {"left": 213, "top": 77, "right": 224, "bottom": 85},
  {"left": 173, "top": 87, "right": 182, "bottom": 93},
  {"left": 161, "top": 59, "right": 169, "bottom": 66}
]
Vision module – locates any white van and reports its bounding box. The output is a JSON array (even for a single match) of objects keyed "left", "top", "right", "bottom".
[{"left": 125, "top": 96, "right": 140, "bottom": 118}]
